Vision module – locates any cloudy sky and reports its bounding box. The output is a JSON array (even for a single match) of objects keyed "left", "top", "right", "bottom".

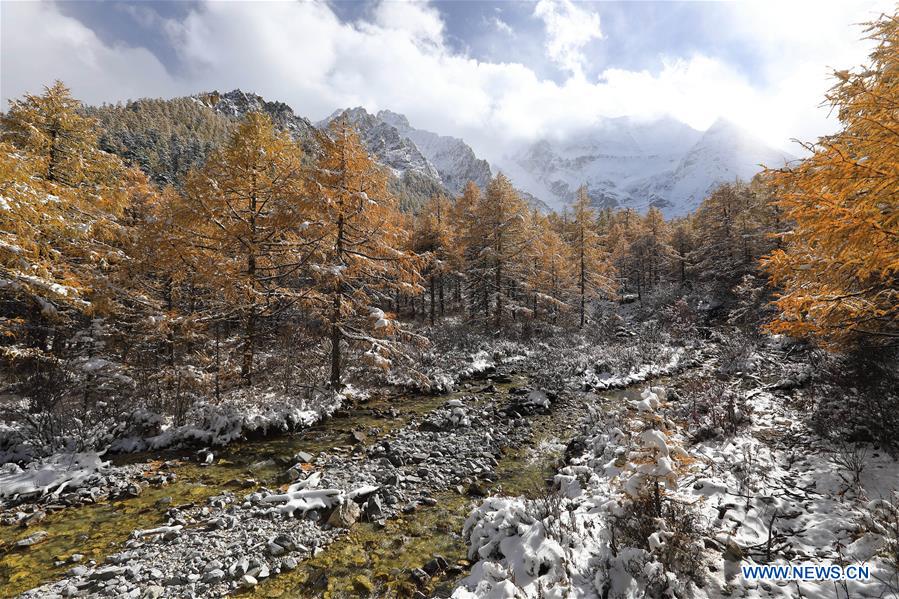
[{"left": 0, "top": 0, "right": 893, "bottom": 161}]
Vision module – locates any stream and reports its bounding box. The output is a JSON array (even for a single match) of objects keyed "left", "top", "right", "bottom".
[{"left": 0, "top": 374, "right": 647, "bottom": 599}]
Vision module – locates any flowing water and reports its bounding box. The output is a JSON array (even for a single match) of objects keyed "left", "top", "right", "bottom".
[
  {"left": 0, "top": 380, "right": 647, "bottom": 598},
  {"left": 243, "top": 386, "right": 645, "bottom": 599}
]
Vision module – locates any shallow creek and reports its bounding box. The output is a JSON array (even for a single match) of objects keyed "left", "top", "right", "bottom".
[
  {"left": 0, "top": 390, "right": 449, "bottom": 596},
  {"left": 0, "top": 379, "right": 647, "bottom": 598},
  {"left": 242, "top": 386, "right": 645, "bottom": 599}
]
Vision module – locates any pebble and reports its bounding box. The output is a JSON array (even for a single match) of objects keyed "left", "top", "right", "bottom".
[
  {"left": 203, "top": 560, "right": 223, "bottom": 572},
  {"left": 16, "top": 531, "right": 49, "bottom": 547},
  {"left": 202, "top": 568, "right": 225, "bottom": 583},
  {"left": 90, "top": 566, "right": 126, "bottom": 581}
]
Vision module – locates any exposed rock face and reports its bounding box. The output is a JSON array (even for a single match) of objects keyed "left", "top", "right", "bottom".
[
  {"left": 321, "top": 107, "right": 442, "bottom": 181},
  {"left": 378, "top": 109, "right": 493, "bottom": 195},
  {"left": 196, "top": 89, "right": 322, "bottom": 153}
]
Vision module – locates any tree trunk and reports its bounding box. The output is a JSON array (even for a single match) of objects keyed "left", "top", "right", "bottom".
[
  {"left": 330, "top": 214, "right": 344, "bottom": 389},
  {"left": 330, "top": 305, "right": 341, "bottom": 389},
  {"left": 214, "top": 322, "right": 221, "bottom": 402},
  {"left": 242, "top": 301, "right": 255, "bottom": 384},
  {"left": 495, "top": 262, "right": 503, "bottom": 327},
  {"left": 47, "top": 126, "right": 60, "bottom": 183},
  {"left": 579, "top": 232, "right": 586, "bottom": 328},
  {"left": 241, "top": 186, "right": 258, "bottom": 385},
  {"left": 429, "top": 274, "right": 435, "bottom": 326}
]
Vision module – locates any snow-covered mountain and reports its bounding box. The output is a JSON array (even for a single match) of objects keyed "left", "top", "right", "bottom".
[
  {"left": 376, "top": 110, "right": 493, "bottom": 195},
  {"left": 186, "top": 92, "right": 789, "bottom": 217},
  {"left": 319, "top": 107, "right": 527, "bottom": 211},
  {"left": 655, "top": 118, "right": 795, "bottom": 214},
  {"left": 498, "top": 116, "right": 793, "bottom": 217},
  {"left": 321, "top": 107, "right": 442, "bottom": 182},
  {"left": 195, "top": 89, "right": 322, "bottom": 152}
]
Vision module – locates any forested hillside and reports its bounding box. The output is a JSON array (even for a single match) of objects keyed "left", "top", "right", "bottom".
[{"left": 0, "top": 13, "right": 896, "bottom": 599}]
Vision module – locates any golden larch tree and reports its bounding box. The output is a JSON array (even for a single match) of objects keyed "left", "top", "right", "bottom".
[
  {"left": 762, "top": 14, "right": 899, "bottom": 348},
  {"left": 179, "top": 112, "right": 310, "bottom": 383},
  {"left": 0, "top": 83, "right": 141, "bottom": 327},
  {"left": 468, "top": 173, "right": 532, "bottom": 327},
  {"left": 310, "top": 119, "right": 424, "bottom": 388},
  {"left": 413, "top": 193, "right": 453, "bottom": 325},
  {"left": 569, "top": 185, "right": 616, "bottom": 327},
  {"left": 527, "top": 211, "right": 575, "bottom": 323}
]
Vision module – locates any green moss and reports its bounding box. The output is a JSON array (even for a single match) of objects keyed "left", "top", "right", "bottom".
[
  {"left": 242, "top": 492, "right": 473, "bottom": 599},
  {"left": 0, "top": 393, "right": 452, "bottom": 597}
]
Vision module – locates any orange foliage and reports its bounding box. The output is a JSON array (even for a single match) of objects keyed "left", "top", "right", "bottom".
[{"left": 762, "top": 14, "right": 899, "bottom": 348}]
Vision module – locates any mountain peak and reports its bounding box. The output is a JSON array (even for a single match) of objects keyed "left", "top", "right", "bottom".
[
  {"left": 377, "top": 109, "right": 411, "bottom": 130},
  {"left": 703, "top": 117, "right": 754, "bottom": 139},
  {"left": 191, "top": 89, "right": 319, "bottom": 149},
  {"left": 322, "top": 107, "right": 442, "bottom": 183},
  {"left": 502, "top": 114, "right": 790, "bottom": 216},
  {"left": 323, "top": 108, "right": 492, "bottom": 197}
]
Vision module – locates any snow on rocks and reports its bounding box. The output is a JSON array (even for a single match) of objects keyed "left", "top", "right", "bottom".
[
  {"left": 460, "top": 351, "right": 497, "bottom": 380},
  {"left": 456, "top": 368, "right": 899, "bottom": 599},
  {"left": 108, "top": 387, "right": 346, "bottom": 454},
  {"left": 0, "top": 452, "right": 109, "bottom": 500},
  {"left": 583, "top": 347, "right": 688, "bottom": 390},
  {"left": 16, "top": 369, "right": 537, "bottom": 598}
]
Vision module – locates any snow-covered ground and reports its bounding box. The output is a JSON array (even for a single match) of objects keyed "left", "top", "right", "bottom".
[
  {"left": 452, "top": 359, "right": 899, "bottom": 598},
  {"left": 5, "top": 319, "right": 894, "bottom": 599}
]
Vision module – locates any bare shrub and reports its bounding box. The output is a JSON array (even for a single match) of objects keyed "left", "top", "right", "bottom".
[
  {"left": 659, "top": 297, "right": 699, "bottom": 341},
  {"left": 865, "top": 492, "right": 899, "bottom": 572},
  {"left": 608, "top": 486, "right": 707, "bottom": 590},
  {"left": 529, "top": 486, "right": 571, "bottom": 541},
  {"left": 809, "top": 349, "right": 899, "bottom": 452},
  {"left": 733, "top": 443, "right": 762, "bottom": 494},
  {"left": 678, "top": 378, "right": 751, "bottom": 441},
  {"left": 829, "top": 440, "right": 868, "bottom": 491},
  {"left": 716, "top": 331, "right": 757, "bottom": 376}
]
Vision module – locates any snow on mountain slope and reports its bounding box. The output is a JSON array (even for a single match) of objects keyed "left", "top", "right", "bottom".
[
  {"left": 319, "top": 108, "right": 552, "bottom": 211},
  {"left": 501, "top": 116, "right": 793, "bottom": 217},
  {"left": 196, "top": 89, "right": 321, "bottom": 152},
  {"left": 188, "top": 92, "right": 790, "bottom": 218},
  {"left": 377, "top": 110, "right": 493, "bottom": 196},
  {"left": 659, "top": 118, "right": 794, "bottom": 214},
  {"left": 320, "top": 107, "right": 442, "bottom": 182}
]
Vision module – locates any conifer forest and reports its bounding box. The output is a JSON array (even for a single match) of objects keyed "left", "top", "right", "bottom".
[{"left": 0, "top": 3, "right": 897, "bottom": 599}]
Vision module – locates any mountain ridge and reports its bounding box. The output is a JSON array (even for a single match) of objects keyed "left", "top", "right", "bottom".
[
  {"left": 89, "top": 88, "right": 791, "bottom": 217},
  {"left": 498, "top": 115, "right": 793, "bottom": 217}
]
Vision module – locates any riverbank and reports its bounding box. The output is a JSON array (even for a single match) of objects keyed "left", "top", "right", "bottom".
[{"left": 2, "top": 331, "right": 685, "bottom": 599}]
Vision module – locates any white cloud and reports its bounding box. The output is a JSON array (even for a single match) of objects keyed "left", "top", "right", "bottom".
[
  {"left": 533, "top": 0, "right": 602, "bottom": 77},
  {"left": 0, "top": 0, "right": 893, "bottom": 162},
  {"left": 492, "top": 17, "right": 514, "bottom": 36},
  {"left": 372, "top": 0, "right": 444, "bottom": 46},
  {"left": 0, "top": 1, "right": 179, "bottom": 107}
]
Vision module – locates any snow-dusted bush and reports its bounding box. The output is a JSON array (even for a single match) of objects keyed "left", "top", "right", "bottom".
[
  {"left": 601, "top": 490, "right": 707, "bottom": 597},
  {"left": 675, "top": 378, "right": 751, "bottom": 441},
  {"left": 864, "top": 492, "right": 899, "bottom": 574},
  {"left": 460, "top": 496, "right": 572, "bottom": 598},
  {"left": 107, "top": 386, "right": 346, "bottom": 453},
  {"left": 808, "top": 349, "right": 899, "bottom": 451}
]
